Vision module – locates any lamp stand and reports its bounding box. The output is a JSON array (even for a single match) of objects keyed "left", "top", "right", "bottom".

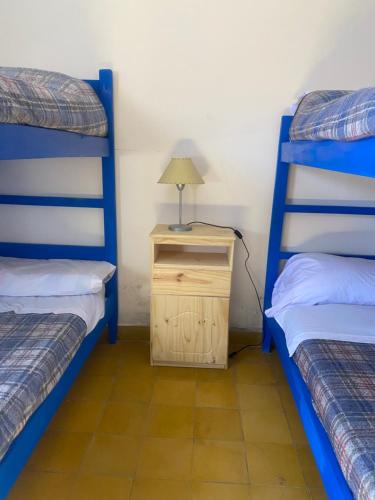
[{"left": 168, "top": 183, "right": 192, "bottom": 232}]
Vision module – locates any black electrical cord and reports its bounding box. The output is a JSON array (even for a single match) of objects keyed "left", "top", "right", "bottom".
[{"left": 186, "top": 221, "right": 263, "bottom": 357}]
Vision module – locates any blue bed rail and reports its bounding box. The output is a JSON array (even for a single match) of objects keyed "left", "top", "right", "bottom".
[
  {"left": 282, "top": 135, "right": 375, "bottom": 176},
  {"left": 0, "top": 124, "right": 109, "bottom": 160},
  {"left": 262, "top": 115, "right": 375, "bottom": 499}
]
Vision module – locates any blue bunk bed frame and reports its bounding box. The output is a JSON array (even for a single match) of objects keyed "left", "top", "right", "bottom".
[
  {"left": 262, "top": 115, "right": 375, "bottom": 499},
  {"left": 0, "top": 69, "right": 117, "bottom": 498}
]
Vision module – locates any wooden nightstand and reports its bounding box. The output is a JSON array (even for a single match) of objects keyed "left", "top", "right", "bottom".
[{"left": 150, "top": 224, "right": 235, "bottom": 369}]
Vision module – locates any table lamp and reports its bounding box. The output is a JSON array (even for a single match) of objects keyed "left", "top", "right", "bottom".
[{"left": 158, "top": 157, "right": 204, "bottom": 231}]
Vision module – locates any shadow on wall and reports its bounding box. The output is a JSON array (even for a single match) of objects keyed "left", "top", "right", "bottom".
[
  {"left": 118, "top": 267, "right": 150, "bottom": 325},
  {"left": 230, "top": 228, "right": 267, "bottom": 330},
  {"left": 155, "top": 139, "right": 213, "bottom": 223},
  {"left": 0, "top": 0, "right": 110, "bottom": 78},
  {"left": 284, "top": 230, "right": 375, "bottom": 257},
  {"left": 155, "top": 202, "right": 251, "bottom": 232},
  {"left": 117, "top": 92, "right": 169, "bottom": 152},
  {"left": 155, "top": 140, "right": 211, "bottom": 221},
  {"left": 169, "top": 139, "right": 211, "bottom": 177},
  {"left": 0, "top": 205, "right": 104, "bottom": 246},
  {"left": 287, "top": 164, "right": 375, "bottom": 204},
  {"left": 297, "top": 3, "right": 375, "bottom": 91}
]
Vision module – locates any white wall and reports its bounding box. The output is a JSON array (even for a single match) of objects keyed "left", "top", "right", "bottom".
[{"left": 0, "top": 0, "right": 375, "bottom": 330}]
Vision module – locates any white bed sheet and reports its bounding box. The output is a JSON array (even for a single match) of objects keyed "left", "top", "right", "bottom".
[
  {"left": 0, "top": 287, "right": 105, "bottom": 335},
  {"left": 274, "top": 304, "right": 375, "bottom": 356}
]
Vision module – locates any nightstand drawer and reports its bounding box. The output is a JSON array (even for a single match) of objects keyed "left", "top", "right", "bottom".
[
  {"left": 151, "top": 295, "right": 229, "bottom": 367},
  {"left": 152, "top": 268, "right": 231, "bottom": 297}
]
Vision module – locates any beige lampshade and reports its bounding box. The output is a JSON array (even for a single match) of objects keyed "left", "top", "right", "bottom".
[{"left": 158, "top": 158, "right": 204, "bottom": 185}]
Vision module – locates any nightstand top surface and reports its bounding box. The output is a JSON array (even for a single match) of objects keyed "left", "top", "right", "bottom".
[{"left": 150, "top": 224, "right": 235, "bottom": 244}]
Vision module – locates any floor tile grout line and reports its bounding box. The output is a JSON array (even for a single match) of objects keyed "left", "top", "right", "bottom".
[
  {"left": 73, "top": 355, "right": 120, "bottom": 482},
  {"left": 79, "top": 340, "right": 153, "bottom": 496},
  {"left": 26, "top": 347, "right": 120, "bottom": 479},
  {"left": 69, "top": 341, "right": 148, "bottom": 485},
  {"left": 16, "top": 339, "right": 316, "bottom": 498},
  {"left": 275, "top": 367, "right": 315, "bottom": 493},
  {"left": 131, "top": 355, "right": 158, "bottom": 490},
  {"left": 237, "top": 387, "right": 251, "bottom": 487}
]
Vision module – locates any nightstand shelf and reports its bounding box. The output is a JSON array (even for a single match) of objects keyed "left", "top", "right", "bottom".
[
  {"left": 154, "top": 250, "right": 230, "bottom": 270},
  {"left": 150, "top": 224, "right": 235, "bottom": 369}
]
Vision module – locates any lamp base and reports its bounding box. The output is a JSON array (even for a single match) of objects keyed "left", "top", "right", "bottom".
[{"left": 168, "top": 224, "right": 192, "bottom": 232}]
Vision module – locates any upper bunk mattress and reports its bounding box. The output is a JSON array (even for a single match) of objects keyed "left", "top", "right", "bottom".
[
  {"left": 290, "top": 88, "right": 375, "bottom": 141},
  {"left": 294, "top": 339, "right": 375, "bottom": 500},
  {"left": 0, "top": 67, "right": 107, "bottom": 137},
  {"left": 0, "top": 311, "right": 86, "bottom": 461}
]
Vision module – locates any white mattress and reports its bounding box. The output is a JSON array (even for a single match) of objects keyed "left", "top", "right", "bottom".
[
  {"left": 274, "top": 304, "right": 375, "bottom": 356},
  {"left": 0, "top": 288, "right": 105, "bottom": 335}
]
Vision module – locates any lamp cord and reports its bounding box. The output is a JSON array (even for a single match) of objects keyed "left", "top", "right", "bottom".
[{"left": 186, "top": 221, "right": 263, "bottom": 357}]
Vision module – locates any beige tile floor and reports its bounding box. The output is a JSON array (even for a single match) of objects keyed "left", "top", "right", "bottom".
[{"left": 9, "top": 329, "right": 328, "bottom": 500}]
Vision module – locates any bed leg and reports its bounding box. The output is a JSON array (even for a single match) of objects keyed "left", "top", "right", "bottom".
[
  {"left": 108, "top": 310, "right": 118, "bottom": 344},
  {"left": 262, "top": 320, "right": 272, "bottom": 353}
]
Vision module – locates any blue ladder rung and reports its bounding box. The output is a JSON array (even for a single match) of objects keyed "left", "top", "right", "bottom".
[
  {"left": 285, "top": 204, "right": 375, "bottom": 215},
  {"left": 0, "top": 195, "right": 104, "bottom": 208},
  {"left": 0, "top": 242, "right": 106, "bottom": 260}
]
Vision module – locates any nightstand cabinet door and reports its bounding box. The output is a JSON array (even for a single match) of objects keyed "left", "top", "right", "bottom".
[{"left": 151, "top": 295, "right": 229, "bottom": 368}]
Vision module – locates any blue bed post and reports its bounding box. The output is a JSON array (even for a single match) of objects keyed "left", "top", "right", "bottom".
[
  {"left": 99, "top": 69, "right": 118, "bottom": 344},
  {"left": 262, "top": 116, "right": 292, "bottom": 352}
]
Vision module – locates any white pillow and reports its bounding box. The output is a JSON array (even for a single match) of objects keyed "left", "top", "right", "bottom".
[
  {"left": 265, "top": 253, "right": 375, "bottom": 317},
  {"left": 0, "top": 257, "right": 115, "bottom": 296}
]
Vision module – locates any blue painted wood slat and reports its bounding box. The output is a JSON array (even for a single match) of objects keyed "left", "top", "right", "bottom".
[
  {"left": 0, "top": 242, "right": 106, "bottom": 261},
  {"left": 99, "top": 69, "right": 118, "bottom": 343},
  {"left": 0, "top": 123, "right": 109, "bottom": 160},
  {"left": 263, "top": 116, "right": 292, "bottom": 312},
  {"left": 0, "top": 195, "right": 104, "bottom": 208},
  {"left": 282, "top": 133, "right": 375, "bottom": 177},
  {"left": 285, "top": 204, "right": 375, "bottom": 215}
]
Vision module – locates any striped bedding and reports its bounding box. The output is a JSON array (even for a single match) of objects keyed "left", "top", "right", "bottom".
[
  {"left": 0, "top": 311, "right": 86, "bottom": 461},
  {"left": 290, "top": 89, "right": 375, "bottom": 141},
  {"left": 0, "top": 67, "right": 107, "bottom": 136},
  {"left": 294, "top": 339, "right": 375, "bottom": 500}
]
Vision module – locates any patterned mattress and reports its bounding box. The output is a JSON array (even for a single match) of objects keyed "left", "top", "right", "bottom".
[
  {"left": 0, "top": 311, "right": 86, "bottom": 461},
  {"left": 294, "top": 340, "right": 375, "bottom": 500},
  {"left": 0, "top": 67, "right": 107, "bottom": 136},
  {"left": 290, "top": 88, "right": 375, "bottom": 141}
]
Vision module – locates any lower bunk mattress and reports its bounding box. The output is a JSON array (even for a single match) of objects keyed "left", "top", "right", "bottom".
[
  {"left": 294, "top": 338, "right": 375, "bottom": 500},
  {"left": 0, "top": 311, "right": 87, "bottom": 461}
]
